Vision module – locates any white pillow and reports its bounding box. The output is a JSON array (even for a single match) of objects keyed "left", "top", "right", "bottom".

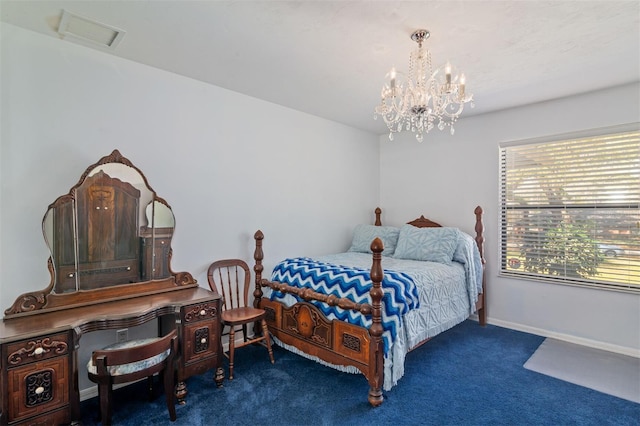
[
  {"left": 392, "top": 225, "right": 459, "bottom": 264},
  {"left": 348, "top": 224, "right": 400, "bottom": 256}
]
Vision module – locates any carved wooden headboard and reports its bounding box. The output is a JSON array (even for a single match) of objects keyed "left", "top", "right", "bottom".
[{"left": 372, "top": 206, "right": 485, "bottom": 267}]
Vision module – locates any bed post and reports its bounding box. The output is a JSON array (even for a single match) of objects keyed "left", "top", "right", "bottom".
[
  {"left": 374, "top": 207, "right": 382, "bottom": 226},
  {"left": 474, "top": 206, "right": 487, "bottom": 326},
  {"left": 253, "top": 230, "right": 265, "bottom": 307},
  {"left": 368, "top": 237, "right": 384, "bottom": 407},
  {"left": 253, "top": 230, "right": 266, "bottom": 336},
  {"left": 253, "top": 229, "right": 264, "bottom": 336}
]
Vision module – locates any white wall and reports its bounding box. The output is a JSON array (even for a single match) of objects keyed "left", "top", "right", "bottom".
[
  {"left": 0, "top": 24, "right": 379, "bottom": 392},
  {"left": 380, "top": 82, "right": 640, "bottom": 355}
]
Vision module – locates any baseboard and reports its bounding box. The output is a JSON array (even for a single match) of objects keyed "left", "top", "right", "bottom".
[
  {"left": 80, "top": 386, "right": 98, "bottom": 402},
  {"left": 487, "top": 317, "right": 640, "bottom": 358},
  {"left": 221, "top": 334, "right": 257, "bottom": 352},
  {"left": 80, "top": 379, "right": 144, "bottom": 402}
]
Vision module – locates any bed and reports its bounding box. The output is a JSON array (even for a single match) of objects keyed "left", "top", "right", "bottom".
[{"left": 252, "top": 206, "right": 486, "bottom": 406}]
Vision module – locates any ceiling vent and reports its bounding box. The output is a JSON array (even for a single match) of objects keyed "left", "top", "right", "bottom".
[{"left": 57, "top": 10, "right": 125, "bottom": 49}]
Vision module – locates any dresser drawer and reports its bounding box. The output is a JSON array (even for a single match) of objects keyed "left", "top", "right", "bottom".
[
  {"left": 182, "top": 302, "right": 218, "bottom": 324},
  {"left": 10, "top": 407, "right": 70, "bottom": 426},
  {"left": 5, "top": 333, "right": 70, "bottom": 368},
  {"left": 7, "top": 358, "right": 70, "bottom": 423},
  {"left": 181, "top": 353, "right": 218, "bottom": 378},
  {"left": 182, "top": 322, "right": 217, "bottom": 364}
]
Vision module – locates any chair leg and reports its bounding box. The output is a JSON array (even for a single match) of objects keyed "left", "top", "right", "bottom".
[
  {"left": 228, "top": 326, "right": 236, "bottom": 380},
  {"left": 147, "top": 375, "right": 154, "bottom": 401},
  {"left": 98, "top": 382, "right": 113, "bottom": 426},
  {"left": 261, "top": 319, "right": 275, "bottom": 364},
  {"left": 163, "top": 367, "right": 177, "bottom": 421}
]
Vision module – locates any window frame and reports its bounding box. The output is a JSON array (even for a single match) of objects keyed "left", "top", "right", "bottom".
[{"left": 498, "top": 123, "right": 640, "bottom": 293}]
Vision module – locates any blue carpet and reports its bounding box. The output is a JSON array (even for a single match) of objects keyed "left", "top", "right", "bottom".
[{"left": 80, "top": 320, "right": 640, "bottom": 425}]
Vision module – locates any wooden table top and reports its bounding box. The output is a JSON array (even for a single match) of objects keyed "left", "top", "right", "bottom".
[{"left": 1, "top": 286, "right": 218, "bottom": 343}]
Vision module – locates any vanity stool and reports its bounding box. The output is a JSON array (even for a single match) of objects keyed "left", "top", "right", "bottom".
[{"left": 87, "top": 330, "right": 178, "bottom": 425}]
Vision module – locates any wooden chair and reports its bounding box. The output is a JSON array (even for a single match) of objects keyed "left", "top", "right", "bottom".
[
  {"left": 87, "top": 329, "right": 178, "bottom": 425},
  {"left": 207, "top": 259, "right": 275, "bottom": 380}
]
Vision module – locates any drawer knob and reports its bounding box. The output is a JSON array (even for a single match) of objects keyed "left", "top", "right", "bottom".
[
  {"left": 200, "top": 338, "right": 207, "bottom": 344},
  {"left": 35, "top": 386, "right": 45, "bottom": 395},
  {"left": 34, "top": 347, "right": 44, "bottom": 355},
  {"left": 200, "top": 309, "right": 206, "bottom": 316}
]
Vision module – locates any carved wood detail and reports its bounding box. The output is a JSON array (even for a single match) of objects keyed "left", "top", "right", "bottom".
[
  {"left": 4, "top": 292, "right": 48, "bottom": 316},
  {"left": 183, "top": 302, "right": 217, "bottom": 323},
  {"left": 283, "top": 303, "right": 331, "bottom": 347},
  {"left": 264, "top": 306, "right": 276, "bottom": 323},
  {"left": 342, "top": 333, "right": 362, "bottom": 353},
  {"left": 259, "top": 280, "right": 372, "bottom": 316},
  {"left": 407, "top": 215, "right": 442, "bottom": 228},
  {"left": 174, "top": 271, "right": 197, "bottom": 287},
  {"left": 8, "top": 337, "right": 68, "bottom": 366},
  {"left": 25, "top": 369, "right": 54, "bottom": 407},
  {"left": 374, "top": 207, "right": 382, "bottom": 226},
  {"left": 194, "top": 327, "right": 210, "bottom": 353}
]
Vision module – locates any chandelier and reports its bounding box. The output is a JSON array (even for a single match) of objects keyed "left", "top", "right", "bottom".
[{"left": 374, "top": 29, "right": 474, "bottom": 142}]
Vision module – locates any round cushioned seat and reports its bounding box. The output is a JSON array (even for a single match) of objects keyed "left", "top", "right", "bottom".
[{"left": 87, "top": 338, "right": 170, "bottom": 376}]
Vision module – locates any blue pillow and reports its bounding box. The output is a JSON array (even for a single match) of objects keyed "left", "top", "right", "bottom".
[
  {"left": 348, "top": 224, "right": 400, "bottom": 256},
  {"left": 453, "top": 231, "right": 476, "bottom": 264},
  {"left": 392, "top": 225, "right": 459, "bottom": 264}
]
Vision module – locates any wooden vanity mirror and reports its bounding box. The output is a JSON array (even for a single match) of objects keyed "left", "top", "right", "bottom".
[{"left": 4, "top": 150, "right": 196, "bottom": 318}]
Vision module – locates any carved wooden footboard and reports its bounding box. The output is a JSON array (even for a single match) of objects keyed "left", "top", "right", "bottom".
[
  {"left": 253, "top": 206, "right": 486, "bottom": 407},
  {"left": 254, "top": 233, "right": 386, "bottom": 406}
]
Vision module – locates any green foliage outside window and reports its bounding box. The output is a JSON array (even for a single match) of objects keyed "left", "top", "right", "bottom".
[{"left": 520, "top": 222, "right": 603, "bottom": 279}]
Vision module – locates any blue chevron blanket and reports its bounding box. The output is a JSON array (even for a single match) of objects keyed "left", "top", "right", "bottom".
[{"left": 270, "top": 257, "right": 420, "bottom": 354}]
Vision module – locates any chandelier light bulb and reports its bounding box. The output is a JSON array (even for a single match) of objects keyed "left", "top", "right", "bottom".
[{"left": 374, "top": 28, "right": 474, "bottom": 142}]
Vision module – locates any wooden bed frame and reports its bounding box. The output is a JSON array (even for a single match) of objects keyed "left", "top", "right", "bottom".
[{"left": 252, "top": 206, "right": 486, "bottom": 406}]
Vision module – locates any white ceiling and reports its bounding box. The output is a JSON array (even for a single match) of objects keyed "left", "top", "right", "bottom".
[{"left": 2, "top": 1, "right": 639, "bottom": 135}]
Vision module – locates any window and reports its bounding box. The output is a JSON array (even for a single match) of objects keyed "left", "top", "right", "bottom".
[{"left": 499, "top": 124, "right": 640, "bottom": 292}]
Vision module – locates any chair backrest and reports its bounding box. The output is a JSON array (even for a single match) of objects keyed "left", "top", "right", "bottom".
[
  {"left": 91, "top": 329, "right": 178, "bottom": 383},
  {"left": 207, "top": 259, "right": 251, "bottom": 311}
]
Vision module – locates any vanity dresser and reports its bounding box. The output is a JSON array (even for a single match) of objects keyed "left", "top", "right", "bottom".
[{"left": 0, "top": 150, "right": 223, "bottom": 425}]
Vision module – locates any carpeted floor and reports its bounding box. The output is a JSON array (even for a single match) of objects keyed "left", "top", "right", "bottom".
[
  {"left": 80, "top": 320, "right": 640, "bottom": 425},
  {"left": 524, "top": 338, "right": 640, "bottom": 403}
]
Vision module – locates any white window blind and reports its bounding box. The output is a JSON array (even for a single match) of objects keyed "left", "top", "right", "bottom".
[{"left": 499, "top": 124, "right": 640, "bottom": 292}]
